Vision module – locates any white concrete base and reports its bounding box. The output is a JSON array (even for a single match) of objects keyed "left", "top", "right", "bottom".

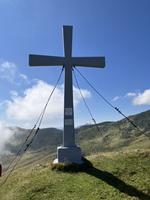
[{"left": 53, "top": 146, "right": 83, "bottom": 164}]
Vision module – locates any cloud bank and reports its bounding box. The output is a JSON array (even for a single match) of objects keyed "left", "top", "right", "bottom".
[{"left": 6, "top": 80, "right": 91, "bottom": 127}]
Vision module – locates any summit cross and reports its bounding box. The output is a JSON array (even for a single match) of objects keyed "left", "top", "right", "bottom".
[{"left": 29, "top": 26, "right": 105, "bottom": 164}]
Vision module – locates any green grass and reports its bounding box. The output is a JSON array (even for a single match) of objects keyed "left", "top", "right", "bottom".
[{"left": 0, "top": 150, "right": 150, "bottom": 200}]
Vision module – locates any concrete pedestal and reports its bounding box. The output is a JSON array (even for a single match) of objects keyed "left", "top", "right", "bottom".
[{"left": 53, "top": 146, "right": 83, "bottom": 164}]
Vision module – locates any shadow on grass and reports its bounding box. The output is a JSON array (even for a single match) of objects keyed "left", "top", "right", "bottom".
[{"left": 86, "top": 167, "right": 150, "bottom": 200}]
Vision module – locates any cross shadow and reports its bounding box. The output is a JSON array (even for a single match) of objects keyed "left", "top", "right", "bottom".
[{"left": 86, "top": 167, "right": 150, "bottom": 200}]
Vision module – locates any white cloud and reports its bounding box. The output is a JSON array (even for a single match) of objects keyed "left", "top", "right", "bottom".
[
  {"left": 19, "top": 74, "right": 28, "bottom": 80},
  {"left": 0, "top": 59, "right": 31, "bottom": 86},
  {"left": 112, "top": 96, "right": 120, "bottom": 101},
  {"left": 0, "top": 60, "right": 17, "bottom": 82},
  {"left": 0, "top": 121, "right": 15, "bottom": 153},
  {"left": 6, "top": 80, "right": 91, "bottom": 127},
  {"left": 132, "top": 89, "right": 150, "bottom": 105},
  {"left": 73, "top": 86, "right": 91, "bottom": 104},
  {"left": 19, "top": 73, "right": 30, "bottom": 84},
  {"left": 10, "top": 90, "right": 18, "bottom": 97},
  {"left": 0, "top": 100, "right": 9, "bottom": 108},
  {"left": 126, "top": 92, "right": 137, "bottom": 97}
]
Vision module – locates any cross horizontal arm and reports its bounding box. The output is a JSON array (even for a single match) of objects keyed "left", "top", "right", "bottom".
[
  {"left": 72, "top": 57, "right": 105, "bottom": 68},
  {"left": 29, "top": 55, "right": 65, "bottom": 66}
]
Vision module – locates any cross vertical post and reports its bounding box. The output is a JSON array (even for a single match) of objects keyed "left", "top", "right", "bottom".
[
  {"left": 63, "top": 64, "right": 75, "bottom": 146},
  {"left": 29, "top": 25, "right": 105, "bottom": 164},
  {"left": 63, "top": 26, "right": 75, "bottom": 147}
]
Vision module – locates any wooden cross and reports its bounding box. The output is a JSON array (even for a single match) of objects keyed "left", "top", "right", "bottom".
[{"left": 29, "top": 26, "right": 105, "bottom": 164}]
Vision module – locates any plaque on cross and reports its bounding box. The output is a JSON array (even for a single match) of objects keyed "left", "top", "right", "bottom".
[{"left": 29, "top": 26, "right": 105, "bottom": 164}]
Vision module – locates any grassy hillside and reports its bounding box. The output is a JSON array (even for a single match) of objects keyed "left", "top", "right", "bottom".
[
  {"left": 77, "top": 110, "right": 150, "bottom": 155},
  {"left": 0, "top": 150, "right": 150, "bottom": 200}
]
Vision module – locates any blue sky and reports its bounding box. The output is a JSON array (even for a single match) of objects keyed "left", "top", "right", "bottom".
[{"left": 0, "top": 0, "right": 150, "bottom": 128}]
